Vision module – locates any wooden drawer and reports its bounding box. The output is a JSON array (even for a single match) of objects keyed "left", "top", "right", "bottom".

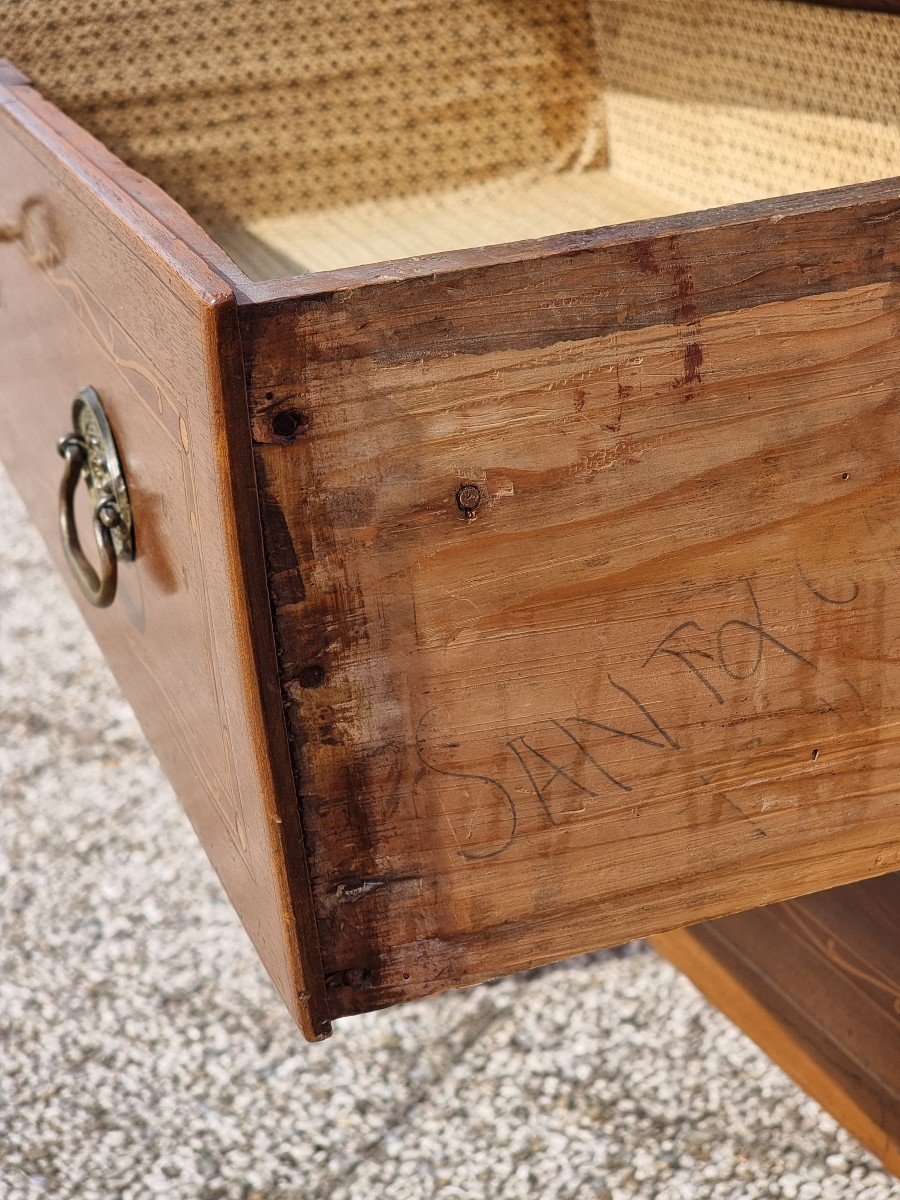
[
  {"left": 654, "top": 871, "right": 900, "bottom": 1173},
  {"left": 1, "top": 1, "right": 899, "bottom": 1042}
]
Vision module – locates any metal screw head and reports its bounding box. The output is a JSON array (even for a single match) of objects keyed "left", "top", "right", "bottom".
[
  {"left": 96, "top": 501, "right": 124, "bottom": 530},
  {"left": 455, "top": 482, "right": 482, "bottom": 516}
]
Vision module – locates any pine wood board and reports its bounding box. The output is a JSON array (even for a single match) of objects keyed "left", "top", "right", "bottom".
[{"left": 243, "top": 180, "right": 900, "bottom": 1018}]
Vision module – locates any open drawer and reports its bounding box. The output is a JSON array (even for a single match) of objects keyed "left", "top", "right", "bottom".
[{"left": 1, "top": 1, "right": 898, "bottom": 1041}]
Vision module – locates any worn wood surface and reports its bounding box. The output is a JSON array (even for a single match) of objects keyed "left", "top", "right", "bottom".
[
  {"left": 0, "top": 72, "right": 330, "bottom": 1038},
  {"left": 243, "top": 178, "right": 900, "bottom": 1018},
  {"left": 654, "top": 872, "right": 900, "bottom": 1174}
]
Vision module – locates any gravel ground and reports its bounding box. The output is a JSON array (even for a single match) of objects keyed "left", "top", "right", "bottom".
[{"left": 0, "top": 464, "right": 896, "bottom": 1200}]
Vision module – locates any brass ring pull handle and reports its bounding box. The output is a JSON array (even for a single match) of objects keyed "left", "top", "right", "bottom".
[
  {"left": 58, "top": 436, "right": 120, "bottom": 607},
  {"left": 57, "top": 388, "right": 134, "bottom": 609}
]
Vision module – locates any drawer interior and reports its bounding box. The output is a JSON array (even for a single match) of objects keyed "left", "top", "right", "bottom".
[{"left": 5, "top": 1, "right": 900, "bottom": 277}]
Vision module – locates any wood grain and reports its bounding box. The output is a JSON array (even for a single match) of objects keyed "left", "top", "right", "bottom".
[
  {"left": 243, "top": 178, "right": 900, "bottom": 1018},
  {"left": 653, "top": 872, "right": 900, "bottom": 1174},
  {"left": 0, "top": 73, "right": 330, "bottom": 1038},
  {"left": 0, "top": 63, "right": 258, "bottom": 302}
]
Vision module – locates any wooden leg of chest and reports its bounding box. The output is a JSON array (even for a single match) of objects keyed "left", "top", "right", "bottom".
[{"left": 653, "top": 872, "right": 900, "bottom": 1175}]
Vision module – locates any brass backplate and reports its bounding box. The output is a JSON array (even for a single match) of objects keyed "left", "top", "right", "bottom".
[{"left": 72, "top": 386, "right": 134, "bottom": 561}]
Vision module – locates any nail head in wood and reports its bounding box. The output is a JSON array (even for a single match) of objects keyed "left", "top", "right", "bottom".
[
  {"left": 455, "top": 482, "right": 482, "bottom": 517},
  {"left": 298, "top": 663, "right": 325, "bottom": 688},
  {"left": 270, "top": 409, "right": 308, "bottom": 441}
]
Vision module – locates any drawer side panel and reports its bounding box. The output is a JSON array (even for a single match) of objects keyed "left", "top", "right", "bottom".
[{"left": 243, "top": 179, "right": 900, "bottom": 1018}]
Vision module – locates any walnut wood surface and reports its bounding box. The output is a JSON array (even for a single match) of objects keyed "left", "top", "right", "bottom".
[
  {"left": 243, "top": 178, "right": 900, "bottom": 1018},
  {"left": 653, "top": 872, "right": 900, "bottom": 1174},
  {"left": 0, "top": 71, "right": 329, "bottom": 1039}
]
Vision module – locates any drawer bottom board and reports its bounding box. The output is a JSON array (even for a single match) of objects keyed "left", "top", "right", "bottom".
[{"left": 653, "top": 872, "right": 900, "bottom": 1175}]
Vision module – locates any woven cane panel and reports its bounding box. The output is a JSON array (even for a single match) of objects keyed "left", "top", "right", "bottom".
[
  {"left": 221, "top": 0, "right": 900, "bottom": 277},
  {"left": 3, "top": 1, "right": 898, "bottom": 275},
  {"left": 595, "top": 0, "right": 900, "bottom": 210},
  {"left": 0, "top": 0, "right": 607, "bottom": 225}
]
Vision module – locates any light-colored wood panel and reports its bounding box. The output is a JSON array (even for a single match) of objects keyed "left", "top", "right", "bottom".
[
  {"left": 213, "top": 168, "right": 682, "bottom": 279},
  {"left": 244, "top": 180, "right": 900, "bottom": 1017}
]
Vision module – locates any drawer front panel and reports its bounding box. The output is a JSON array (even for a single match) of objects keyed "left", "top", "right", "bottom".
[
  {"left": 244, "top": 180, "right": 900, "bottom": 1017},
  {"left": 0, "top": 78, "right": 328, "bottom": 1037}
]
